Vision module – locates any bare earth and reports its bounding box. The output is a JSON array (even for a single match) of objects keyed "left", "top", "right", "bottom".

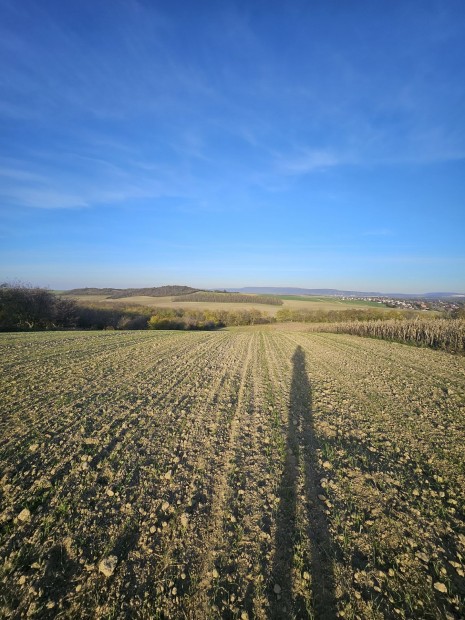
[{"left": 0, "top": 327, "right": 464, "bottom": 619}]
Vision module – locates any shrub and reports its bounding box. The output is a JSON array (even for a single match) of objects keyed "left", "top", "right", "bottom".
[{"left": 0, "top": 283, "right": 78, "bottom": 331}]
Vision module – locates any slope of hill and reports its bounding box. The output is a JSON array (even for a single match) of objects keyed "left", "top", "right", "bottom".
[
  {"left": 65, "top": 286, "right": 202, "bottom": 298},
  {"left": 64, "top": 287, "right": 120, "bottom": 296},
  {"left": 233, "top": 287, "right": 384, "bottom": 296}
]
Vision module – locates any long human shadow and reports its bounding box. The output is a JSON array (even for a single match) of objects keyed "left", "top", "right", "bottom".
[{"left": 271, "top": 345, "right": 337, "bottom": 619}]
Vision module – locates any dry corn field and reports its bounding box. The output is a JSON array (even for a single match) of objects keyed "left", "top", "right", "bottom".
[
  {"left": 313, "top": 319, "right": 465, "bottom": 354},
  {"left": 1, "top": 328, "right": 465, "bottom": 619}
]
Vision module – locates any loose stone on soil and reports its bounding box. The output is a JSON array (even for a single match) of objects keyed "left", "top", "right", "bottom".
[
  {"left": 99, "top": 556, "right": 118, "bottom": 577},
  {"left": 17, "top": 508, "right": 31, "bottom": 522}
]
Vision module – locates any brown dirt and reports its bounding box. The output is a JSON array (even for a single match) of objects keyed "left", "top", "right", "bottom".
[{"left": 1, "top": 327, "right": 464, "bottom": 619}]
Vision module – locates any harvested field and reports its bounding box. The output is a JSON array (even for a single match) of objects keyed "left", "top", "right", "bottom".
[
  {"left": 1, "top": 328, "right": 464, "bottom": 619},
  {"left": 175, "top": 292, "right": 283, "bottom": 305},
  {"left": 66, "top": 294, "right": 395, "bottom": 317}
]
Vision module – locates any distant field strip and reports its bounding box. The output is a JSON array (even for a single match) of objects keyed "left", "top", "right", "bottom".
[
  {"left": 68, "top": 294, "right": 385, "bottom": 317},
  {"left": 175, "top": 292, "right": 283, "bottom": 305},
  {"left": 1, "top": 330, "right": 464, "bottom": 619},
  {"left": 278, "top": 295, "right": 386, "bottom": 307}
]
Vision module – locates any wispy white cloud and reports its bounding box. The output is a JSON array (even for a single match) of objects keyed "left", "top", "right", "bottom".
[
  {"left": 0, "top": 166, "right": 47, "bottom": 183},
  {"left": 0, "top": 157, "right": 159, "bottom": 210},
  {"left": 0, "top": 144, "right": 219, "bottom": 210},
  {"left": 276, "top": 149, "right": 343, "bottom": 176},
  {"left": 3, "top": 188, "right": 89, "bottom": 210}
]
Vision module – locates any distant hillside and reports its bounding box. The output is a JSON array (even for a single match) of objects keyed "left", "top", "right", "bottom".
[
  {"left": 231, "top": 287, "right": 464, "bottom": 299},
  {"left": 64, "top": 287, "right": 120, "bottom": 296},
  {"left": 65, "top": 286, "right": 202, "bottom": 298},
  {"left": 63, "top": 285, "right": 464, "bottom": 300},
  {"left": 423, "top": 293, "right": 465, "bottom": 299},
  {"left": 232, "top": 287, "right": 385, "bottom": 297}
]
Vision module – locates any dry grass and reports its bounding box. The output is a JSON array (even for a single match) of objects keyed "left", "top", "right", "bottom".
[{"left": 1, "top": 328, "right": 464, "bottom": 618}]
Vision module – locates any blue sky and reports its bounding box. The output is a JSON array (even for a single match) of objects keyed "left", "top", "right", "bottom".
[{"left": 1, "top": 0, "right": 464, "bottom": 293}]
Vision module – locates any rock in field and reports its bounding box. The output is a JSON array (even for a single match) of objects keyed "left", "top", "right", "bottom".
[
  {"left": 99, "top": 555, "right": 118, "bottom": 577},
  {"left": 17, "top": 508, "right": 31, "bottom": 523}
]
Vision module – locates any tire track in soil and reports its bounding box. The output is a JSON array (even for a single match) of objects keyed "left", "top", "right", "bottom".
[
  {"left": 258, "top": 332, "right": 295, "bottom": 616},
  {"left": 194, "top": 333, "right": 274, "bottom": 619},
  {"left": 237, "top": 332, "right": 296, "bottom": 620},
  {"left": 182, "top": 333, "right": 256, "bottom": 619},
  {"left": 223, "top": 333, "right": 287, "bottom": 620}
]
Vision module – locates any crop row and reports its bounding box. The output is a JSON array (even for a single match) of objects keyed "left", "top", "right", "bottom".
[{"left": 0, "top": 328, "right": 464, "bottom": 618}]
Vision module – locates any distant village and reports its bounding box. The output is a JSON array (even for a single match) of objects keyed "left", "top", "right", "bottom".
[{"left": 340, "top": 296, "right": 465, "bottom": 312}]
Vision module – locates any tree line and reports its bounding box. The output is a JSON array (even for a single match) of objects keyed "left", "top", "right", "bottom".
[
  {"left": 0, "top": 284, "right": 77, "bottom": 331},
  {"left": 3, "top": 284, "right": 462, "bottom": 333},
  {"left": 275, "top": 307, "right": 421, "bottom": 323},
  {"left": 0, "top": 284, "right": 274, "bottom": 331}
]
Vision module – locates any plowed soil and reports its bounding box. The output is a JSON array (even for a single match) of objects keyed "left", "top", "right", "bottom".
[{"left": 1, "top": 328, "right": 464, "bottom": 619}]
